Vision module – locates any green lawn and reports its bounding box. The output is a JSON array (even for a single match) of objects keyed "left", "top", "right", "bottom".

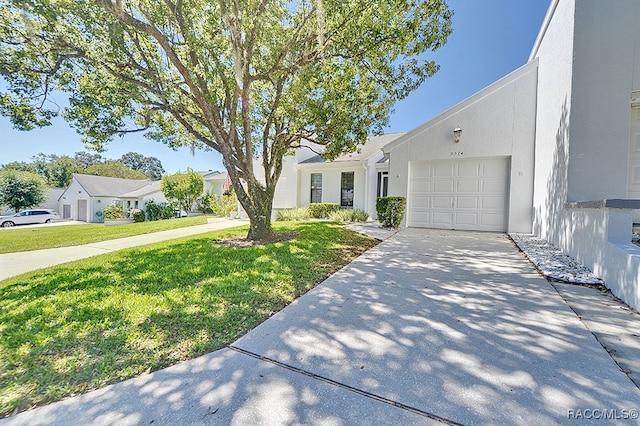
[
  {"left": 0, "top": 216, "right": 209, "bottom": 254},
  {"left": 0, "top": 222, "right": 377, "bottom": 417}
]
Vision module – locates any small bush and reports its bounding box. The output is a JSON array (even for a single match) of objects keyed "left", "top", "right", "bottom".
[
  {"left": 376, "top": 196, "right": 406, "bottom": 228},
  {"left": 328, "top": 209, "right": 369, "bottom": 223},
  {"left": 102, "top": 204, "right": 125, "bottom": 219},
  {"left": 145, "top": 199, "right": 176, "bottom": 221},
  {"left": 196, "top": 193, "right": 214, "bottom": 214},
  {"left": 307, "top": 203, "right": 338, "bottom": 218},
  {"left": 129, "top": 208, "right": 145, "bottom": 222},
  {"left": 276, "top": 207, "right": 310, "bottom": 221}
]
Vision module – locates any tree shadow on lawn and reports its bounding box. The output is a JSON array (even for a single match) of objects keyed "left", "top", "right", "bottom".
[{"left": 0, "top": 222, "right": 376, "bottom": 417}]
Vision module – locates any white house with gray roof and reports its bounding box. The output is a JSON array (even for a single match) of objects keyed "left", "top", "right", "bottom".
[
  {"left": 255, "top": 133, "right": 404, "bottom": 219},
  {"left": 58, "top": 174, "right": 154, "bottom": 222}
]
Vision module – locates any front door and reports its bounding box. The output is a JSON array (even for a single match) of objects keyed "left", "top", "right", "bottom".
[
  {"left": 77, "top": 199, "right": 88, "bottom": 222},
  {"left": 341, "top": 172, "right": 354, "bottom": 207}
]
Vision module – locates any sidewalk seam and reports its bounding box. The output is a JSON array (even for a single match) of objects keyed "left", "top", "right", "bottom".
[{"left": 228, "top": 345, "right": 462, "bottom": 425}]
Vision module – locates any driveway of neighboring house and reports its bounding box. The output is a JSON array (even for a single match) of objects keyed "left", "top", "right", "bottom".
[{"left": 3, "top": 228, "right": 640, "bottom": 425}]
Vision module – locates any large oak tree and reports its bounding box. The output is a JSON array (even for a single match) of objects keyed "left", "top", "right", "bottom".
[{"left": 0, "top": 0, "right": 452, "bottom": 239}]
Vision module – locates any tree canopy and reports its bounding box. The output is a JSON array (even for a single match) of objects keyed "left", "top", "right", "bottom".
[
  {"left": 84, "top": 162, "right": 149, "bottom": 180},
  {"left": 0, "top": 169, "right": 47, "bottom": 212},
  {"left": 120, "top": 152, "right": 165, "bottom": 180},
  {"left": 161, "top": 169, "right": 204, "bottom": 213},
  {"left": 0, "top": 0, "right": 453, "bottom": 239},
  {"left": 0, "top": 151, "right": 163, "bottom": 185}
]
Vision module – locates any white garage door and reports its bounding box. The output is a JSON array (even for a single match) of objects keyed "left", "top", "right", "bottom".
[{"left": 408, "top": 157, "right": 510, "bottom": 231}]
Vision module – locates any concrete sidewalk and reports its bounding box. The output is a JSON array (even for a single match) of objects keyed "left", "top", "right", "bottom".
[
  {"left": 0, "top": 218, "right": 246, "bottom": 281},
  {"left": 3, "top": 228, "right": 640, "bottom": 425}
]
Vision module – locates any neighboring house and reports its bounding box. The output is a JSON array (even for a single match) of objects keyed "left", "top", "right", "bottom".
[
  {"left": 58, "top": 174, "right": 152, "bottom": 222},
  {"left": 41, "top": 187, "right": 65, "bottom": 211},
  {"left": 201, "top": 170, "right": 230, "bottom": 200},
  {"left": 381, "top": 0, "right": 640, "bottom": 311},
  {"left": 119, "top": 180, "right": 168, "bottom": 211},
  {"left": 58, "top": 172, "right": 227, "bottom": 222}
]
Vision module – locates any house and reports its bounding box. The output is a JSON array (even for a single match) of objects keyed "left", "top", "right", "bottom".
[
  {"left": 58, "top": 174, "right": 155, "bottom": 222},
  {"left": 201, "top": 170, "right": 230, "bottom": 200},
  {"left": 381, "top": 0, "right": 640, "bottom": 311},
  {"left": 58, "top": 172, "right": 228, "bottom": 222},
  {"left": 257, "top": 133, "right": 404, "bottom": 219}
]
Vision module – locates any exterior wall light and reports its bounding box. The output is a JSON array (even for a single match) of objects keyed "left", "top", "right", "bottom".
[{"left": 453, "top": 127, "right": 462, "bottom": 143}]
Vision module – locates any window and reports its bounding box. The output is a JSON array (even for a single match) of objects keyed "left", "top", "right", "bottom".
[
  {"left": 341, "top": 172, "right": 354, "bottom": 207},
  {"left": 310, "top": 173, "right": 322, "bottom": 203},
  {"left": 377, "top": 172, "right": 388, "bottom": 197}
]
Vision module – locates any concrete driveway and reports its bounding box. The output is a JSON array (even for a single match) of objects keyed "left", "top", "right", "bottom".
[{"left": 2, "top": 228, "right": 640, "bottom": 425}]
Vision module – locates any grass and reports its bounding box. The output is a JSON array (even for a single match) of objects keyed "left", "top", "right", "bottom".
[
  {"left": 0, "top": 222, "right": 377, "bottom": 417},
  {"left": 0, "top": 216, "right": 208, "bottom": 254}
]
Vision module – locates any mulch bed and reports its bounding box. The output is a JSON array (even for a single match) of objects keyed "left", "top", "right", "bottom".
[{"left": 212, "top": 231, "right": 298, "bottom": 248}]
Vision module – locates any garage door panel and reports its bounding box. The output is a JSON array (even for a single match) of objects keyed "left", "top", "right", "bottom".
[
  {"left": 480, "top": 213, "right": 506, "bottom": 227},
  {"left": 457, "top": 196, "right": 479, "bottom": 209},
  {"left": 411, "top": 167, "right": 433, "bottom": 179},
  {"left": 409, "top": 157, "right": 509, "bottom": 232},
  {"left": 457, "top": 180, "right": 479, "bottom": 193},
  {"left": 432, "top": 212, "right": 453, "bottom": 226},
  {"left": 410, "top": 210, "right": 432, "bottom": 227},
  {"left": 482, "top": 179, "right": 507, "bottom": 193},
  {"left": 454, "top": 212, "right": 479, "bottom": 226},
  {"left": 411, "top": 195, "right": 431, "bottom": 208},
  {"left": 458, "top": 162, "right": 481, "bottom": 177},
  {"left": 433, "top": 180, "right": 455, "bottom": 192},
  {"left": 482, "top": 196, "right": 506, "bottom": 210},
  {"left": 433, "top": 164, "right": 455, "bottom": 177},
  {"left": 482, "top": 160, "right": 509, "bottom": 177},
  {"left": 433, "top": 196, "right": 454, "bottom": 208}
]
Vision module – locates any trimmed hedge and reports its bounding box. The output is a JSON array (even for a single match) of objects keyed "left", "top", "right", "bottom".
[
  {"left": 307, "top": 202, "right": 338, "bottom": 218},
  {"left": 376, "top": 196, "right": 406, "bottom": 228}
]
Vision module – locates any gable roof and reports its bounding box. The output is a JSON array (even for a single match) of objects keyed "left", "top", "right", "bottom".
[
  {"left": 72, "top": 173, "right": 151, "bottom": 197},
  {"left": 382, "top": 59, "right": 539, "bottom": 153},
  {"left": 120, "top": 180, "right": 163, "bottom": 198},
  {"left": 299, "top": 133, "right": 405, "bottom": 164}
]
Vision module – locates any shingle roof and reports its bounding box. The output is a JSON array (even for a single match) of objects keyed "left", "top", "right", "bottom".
[
  {"left": 299, "top": 133, "right": 405, "bottom": 164},
  {"left": 73, "top": 174, "right": 151, "bottom": 197},
  {"left": 120, "top": 180, "right": 162, "bottom": 198}
]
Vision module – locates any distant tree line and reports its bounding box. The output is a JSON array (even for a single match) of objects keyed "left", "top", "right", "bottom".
[{"left": 0, "top": 151, "right": 165, "bottom": 187}]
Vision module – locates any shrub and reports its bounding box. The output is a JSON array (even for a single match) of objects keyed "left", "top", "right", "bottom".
[
  {"left": 276, "top": 207, "right": 310, "bottom": 221},
  {"left": 307, "top": 202, "right": 338, "bottom": 218},
  {"left": 376, "top": 196, "right": 406, "bottom": 228},
  {"left": 352, "top": 209, "right": 370, "bottom": 222},
  {"left": 145, "top": 199, "right": 176, "bottom": 221},
  {"left": 328, "top": 209, "right": 369, "bottom": 223},
  {"left": 196, "top": 193, "right": 214, "bottom": 214},
  {"left": 129, "top": 208, "right": 145, "bottom": 222},
  {"left": 102, "top": 204, "right": 125, "bottom": 219}
]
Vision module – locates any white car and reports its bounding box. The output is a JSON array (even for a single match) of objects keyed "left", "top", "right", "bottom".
[{"left": 0, "top": 209, "right": 60, "bottom": 227}]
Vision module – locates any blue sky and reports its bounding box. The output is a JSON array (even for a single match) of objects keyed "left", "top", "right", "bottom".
[{"left": 0, "top": 0, "right": 549, "bottom": 174}]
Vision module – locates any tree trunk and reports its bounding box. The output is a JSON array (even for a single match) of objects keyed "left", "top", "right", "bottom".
[{"left": 235, "top": 179, "right": 276, "bottom": 241}]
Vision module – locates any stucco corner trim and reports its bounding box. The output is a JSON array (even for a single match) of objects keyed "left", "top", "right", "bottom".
[{"left": 564, "top": 199, "right": 640, "bottom": 209}]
